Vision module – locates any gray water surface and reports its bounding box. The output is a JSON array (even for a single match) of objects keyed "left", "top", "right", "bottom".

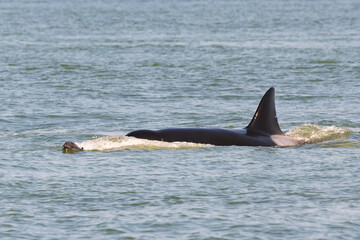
[{"left": 1, "top": 1, "right": 360, "bottom": 239}]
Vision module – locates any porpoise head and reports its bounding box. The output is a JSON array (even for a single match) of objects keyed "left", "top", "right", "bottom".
[{"left": 63, "top": 141, "right": 83, "bottom": 151}]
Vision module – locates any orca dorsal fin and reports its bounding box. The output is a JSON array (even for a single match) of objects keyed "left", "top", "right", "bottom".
[{"left": 246, "top": 87, "right": 283, "bottom": 135}]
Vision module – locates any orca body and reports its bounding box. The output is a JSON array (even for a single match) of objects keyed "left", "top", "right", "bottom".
[
  {"left": 63, "top": 87, "right": 299, "bottom": 150},
  {"left": 126, "top": 87, "right": 300, "bottom": 147}
]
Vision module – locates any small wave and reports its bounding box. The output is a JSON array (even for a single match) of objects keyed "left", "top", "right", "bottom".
[
  {"left": 316, "top": 140, "right": 360, "bottom": 148},
  {"left": 76, "top": 136, "right": 209, "bottom": 151},
  {"left": 286, "top": 124, "right": 352, "bottom": 144}
]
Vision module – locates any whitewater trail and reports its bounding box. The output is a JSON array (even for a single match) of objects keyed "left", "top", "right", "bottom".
[
  {"left": 76, "top": 136, "right": 210, "bottom": 151},
  {"left": 286, "top": 124, "right": 352, "bottom": 144}
]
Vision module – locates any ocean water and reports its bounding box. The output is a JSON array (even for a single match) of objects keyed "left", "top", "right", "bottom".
[{"left": 1, "top": 0, "right": 360, "bottom": 239}]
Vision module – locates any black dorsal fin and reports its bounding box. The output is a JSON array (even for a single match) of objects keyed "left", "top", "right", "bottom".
[{"left": 245, "top": 87, "right": 283, "bottom": 135}]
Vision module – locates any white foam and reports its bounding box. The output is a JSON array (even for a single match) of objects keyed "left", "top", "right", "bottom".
[
  {"left": 286, "top": 124, "right": 352, "bottom": 144},
  {"left": 76, "top": 136, "right": 210, "bottom": 151}
]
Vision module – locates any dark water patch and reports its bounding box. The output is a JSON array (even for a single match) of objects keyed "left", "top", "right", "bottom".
[
  {"left": 24, "top": 67, "right": 39, "bottom": 71},
  {"left": 311, "top": 60, "right": 339, "bottom": 64},
  {"left": 101, "top": 228, "right": 126, "bottom": 234},
  {"left": 227, "top": 201, "right": 250, "bottom": 205},
  {"left": 163, "top": 195, "right": 184, "bottom": 205}
]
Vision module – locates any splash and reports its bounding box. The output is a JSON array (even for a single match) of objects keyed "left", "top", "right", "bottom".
[
  {"left": 286, "top": 124, "right": 352, "bottom": 144},
  {"left": 76, "top": 136, "right": 209, "bottom": 151}
]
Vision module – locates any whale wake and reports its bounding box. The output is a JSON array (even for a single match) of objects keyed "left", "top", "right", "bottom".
[
  {"left": 286, "top": 124, "right": 351, "bottom": 144},
  {"left": 73, "top": 135, "right": 210, "bottom": 151}
]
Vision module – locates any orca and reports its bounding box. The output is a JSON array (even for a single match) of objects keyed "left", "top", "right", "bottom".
[
  {"left": 63, "top": 87, "right": 300, "bottom": 150},
  {"left": 126, "top": 87, "right": 300, "bottom": 147}
]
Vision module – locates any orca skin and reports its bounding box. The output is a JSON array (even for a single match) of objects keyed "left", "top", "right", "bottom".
[{"left": 126, "top": 87, "right": 300, "bottom": 147}]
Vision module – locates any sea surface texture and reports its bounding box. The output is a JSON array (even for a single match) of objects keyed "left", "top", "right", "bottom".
[{"left": 1, "top": 0, "right": 360, "bottom": 239}]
